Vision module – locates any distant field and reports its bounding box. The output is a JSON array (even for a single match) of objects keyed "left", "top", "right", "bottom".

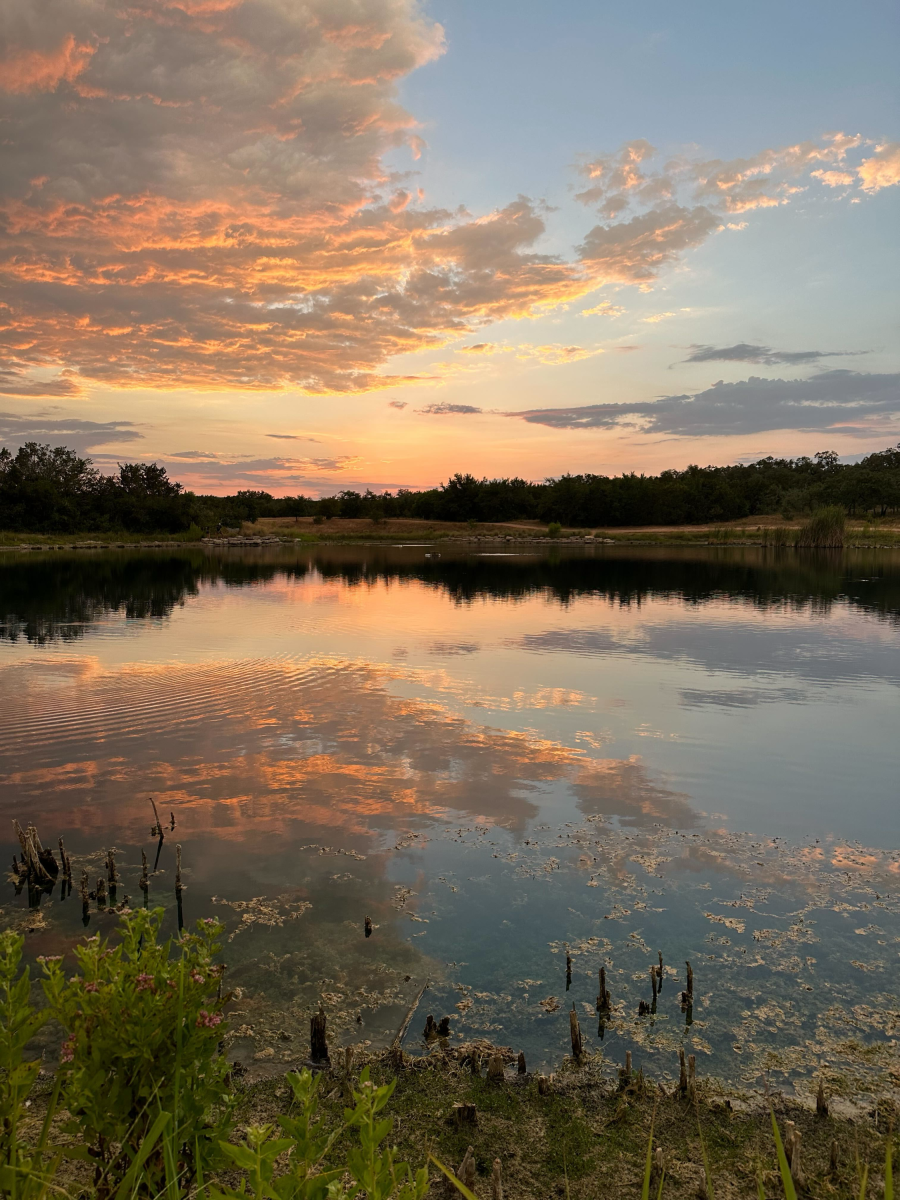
[
  {"left": 1, "top": 514, "right": 899, "bottom": 547},
  {"left": 247, "top": 514, "right": 900, "bottom": 543}
]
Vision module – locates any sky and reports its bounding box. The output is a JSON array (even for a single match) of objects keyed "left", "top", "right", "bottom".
[{"left": 1, "top": 0, "right": 898, "bottom": 496}]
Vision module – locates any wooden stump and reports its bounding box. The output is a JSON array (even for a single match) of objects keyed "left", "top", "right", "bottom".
[
  {"left": 569, "top": 1003, "right": 584, "bottom": 1064},
  {"left": 452, "top": 1102, "right": 477, "bottom": 1128},
  {"left": 310, "top": 1009, "right": 329, "bottom": 1063},
  {"left": 491, "top": 1157, "right": 503, "bottom": 1200}
]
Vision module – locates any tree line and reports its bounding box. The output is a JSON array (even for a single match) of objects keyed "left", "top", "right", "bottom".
[{"left": 2, "top": 440, "right": 899, "bottom": 534}]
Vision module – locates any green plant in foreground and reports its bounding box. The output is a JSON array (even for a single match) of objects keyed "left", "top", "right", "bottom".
[
  {"left": 0, "top": 929, "right": 65, "bottom": 1200},
  {"left": 212, "top": 1067, "right": 427, "bottom": 1200},
  {"left": 39, "top": 907, "right": 233, "bottom": 1196}
]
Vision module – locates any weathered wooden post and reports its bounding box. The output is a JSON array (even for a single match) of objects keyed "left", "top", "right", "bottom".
[
  {"left": 310, "top": 1008, "right": 329, "bottom": 1063},
  {"left": 597, "top": 965, "right": 611, "bottom": 1013},
  {"left": 569, "top": 1003, "right": 584, "bottom": 1064},
  {"left": 491, "top": 1157, "right": 503, "bottom": 1200},
  {"left": 487, "top": 1053, "right": 505, "bottom": 1082}
]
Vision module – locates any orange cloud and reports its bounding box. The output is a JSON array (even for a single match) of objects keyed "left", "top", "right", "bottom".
[
  {"left": 0, "top": 3, "right": 887, "bottom": 399},
  {"left": 857, "top": 143, "right": 900, "bottom": 193},
  {"left": 0, "top": 34, "right": 94, "bottom": 94}
]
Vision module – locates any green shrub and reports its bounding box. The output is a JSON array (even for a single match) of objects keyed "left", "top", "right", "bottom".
[
  {"left": 210, "top": 1066, "right": 428, "bottom": 1200},
  {"left": 547, "top": 522, "right": 562, "bottom": 537},
  {"left": 40, "top": 907, "right": 233, "bottom": 1195},
  {"left": 0, "top": 929, "right": 57, "bottom": 1199}
]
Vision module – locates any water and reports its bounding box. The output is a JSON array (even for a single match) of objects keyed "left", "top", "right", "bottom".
[{"left": 2, "top": 544, "right": 899, "bottom": 1093}]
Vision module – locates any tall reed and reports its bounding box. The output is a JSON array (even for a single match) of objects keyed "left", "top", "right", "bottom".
[{"left": 796, "top": 506, "right": 845, "bottom": 548}]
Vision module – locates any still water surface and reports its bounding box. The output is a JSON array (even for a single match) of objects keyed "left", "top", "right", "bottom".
[{"left": 2, "top": 545, "right": 899, "bottom": 1092}]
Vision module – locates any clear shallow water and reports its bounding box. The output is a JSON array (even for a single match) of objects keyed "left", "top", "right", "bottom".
[{"left": 2, "top": 545, "right": 899, "bottom": 1093}]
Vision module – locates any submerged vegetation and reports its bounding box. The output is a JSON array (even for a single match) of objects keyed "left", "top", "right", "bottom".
[{"left": 3, "top": 441, "right": 900, "bottom": 534}]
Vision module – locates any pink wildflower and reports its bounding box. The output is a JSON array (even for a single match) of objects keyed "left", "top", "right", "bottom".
[
  {"left": 136, "top": 973, "right": 155, "bottom": 992},
  {"left": 202, "top": 918, "right": 216, "bottom": 926},
  {"left": 195, "top": 1009, "right": 223, "bottom": 1028},
  {"left": 60, "top": 1037, "right": 76, "bottom": 1064},
  {"left": 190, "top": 971, "right": 204, "bottom": 985},
  {"left": 83, "top": 981, "right": 99, "bottom": 993},
  {"left": 37, "top": 955, "right": 62, "bottom": 964}
]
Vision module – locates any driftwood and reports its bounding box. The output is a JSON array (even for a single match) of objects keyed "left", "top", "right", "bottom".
[{"left": 390, "top": 983, "right": 428, "bottom": 1067}]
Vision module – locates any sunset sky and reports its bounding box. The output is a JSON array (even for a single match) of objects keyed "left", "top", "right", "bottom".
[{"left": 1, "top": 0, "right": 898, "bottom": 495}]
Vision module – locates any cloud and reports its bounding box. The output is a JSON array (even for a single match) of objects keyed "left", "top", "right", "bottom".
[
  {"left": 684, "top": 343, "right": 847, "bottom": 366},
  {"left": 0, "top": 411, "right": 143, "bottom": 453},
  {"left": 459, "top": 342, "right": 496, "bottom": 353},
  {"left": 580, "top": 301, "right": 625, "bottom": 318},
  {"left": 418, "top": 403, "right": 482, "bottom": 415},
  {"left": 388, "top": 400, "right": 408, "bottom": 409},
  {"left": 0, "top": 366, "right": 83, "bottom": 398},
  {"left": 578, "top": 205, "right": 719, "bottom": 284},
  {"left": 811, "top": 169, "right": 855, "bottom": 188},
  {"left": 0, "top": 3, "right": 891, "bottom": 399},
  {"left": 857, "top": 143, "right": 900, "bottom": 192},
  {"left": 510, "top": 370, "right": 900, "bottom": 437},
  {"left": 266, "top": 433, "right": 321, "bottom": 442},
  {"left": 0, "top": 34, "right": 94, "bottom": 94},
  {"left": 643, "top": 312, "right": 677, "bottom": 324},
  {"left": 514, "top": 343, "right": 600, "bottom": 365}
]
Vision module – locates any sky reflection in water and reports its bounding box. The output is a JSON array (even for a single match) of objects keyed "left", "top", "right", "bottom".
[{"left": 1, "top": 545, "right": 899, "bottom": 1093}]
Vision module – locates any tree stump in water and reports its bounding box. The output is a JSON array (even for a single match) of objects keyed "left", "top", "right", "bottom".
[
  {"left": 569, "top": 1003, "right": 584, "bottom": 1064},
  {"left": 310, "top": 1009, "right": 329, "bottom": 1064}
]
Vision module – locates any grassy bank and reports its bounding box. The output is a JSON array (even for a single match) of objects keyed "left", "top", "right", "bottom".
[
  {"left": 4, "top": 911, "right": 897, "bottom": 1199},
  {"left": 3, "top": 513, "right": 900, "bottom": 550}
]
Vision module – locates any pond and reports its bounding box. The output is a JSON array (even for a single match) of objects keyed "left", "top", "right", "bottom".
[{"left": 2, "top": 544, "right": 899, "bottom": 1096}]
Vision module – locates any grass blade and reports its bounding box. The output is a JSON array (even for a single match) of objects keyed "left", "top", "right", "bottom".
[
  {"left": 112, "top": 1110, "right": 172, "bottom": 1200},
  {"left": 429, "top": 1155, "right": 479, "bottom": 1200},
  {"left": 697, "top": 1110, "right": 715, "bottom": 1200},
  {"left": 770, "top": 1110, "right": 797, "bottom": 1200},
  {"left": 886, "top": 1138, "right": 893, "bottom": 1200},
  {"left": 858, "top": 1163, "right": 869, "bottom": 1200},
  {"left": 641, "top": 1111, "right": 656, "bottom": 1200}
]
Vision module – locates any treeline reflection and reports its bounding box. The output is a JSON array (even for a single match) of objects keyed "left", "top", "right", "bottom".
[{"left": 2, "top": 545, "right": 899, "bottom": 643}]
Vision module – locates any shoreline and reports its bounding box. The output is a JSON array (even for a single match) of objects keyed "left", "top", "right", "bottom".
[
  {"left": 3, "top": 533, "right": 900, "bottom": 551},
  {"left": 28, "top": 1039, "right": 899, "bottom": 1197}
]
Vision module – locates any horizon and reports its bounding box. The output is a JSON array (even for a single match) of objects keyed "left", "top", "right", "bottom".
[{"left": 1, "top": 0, "right": 898, "bottom": 497}]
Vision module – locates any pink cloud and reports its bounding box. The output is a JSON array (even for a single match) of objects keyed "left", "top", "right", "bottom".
[{"left": 0, "top": 34, "right": 94, "bottom": 94}]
